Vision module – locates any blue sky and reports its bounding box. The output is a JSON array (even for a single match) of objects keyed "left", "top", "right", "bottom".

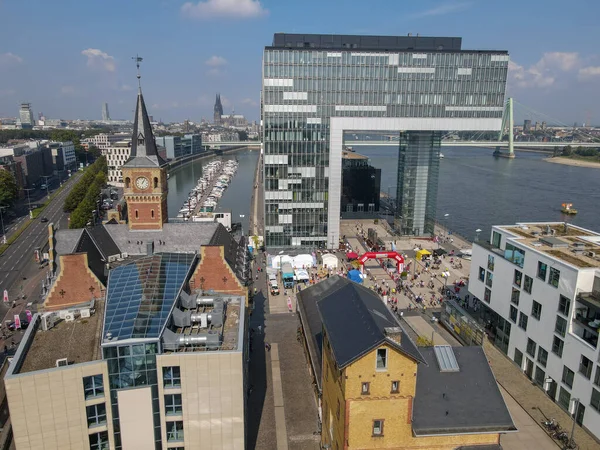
[{"left": 1, "top": 0, "right": 599, "bottom": 125}]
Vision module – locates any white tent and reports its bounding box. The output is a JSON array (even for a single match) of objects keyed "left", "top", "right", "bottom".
[
  {"left": 321, "top": 253, "right": 339, "bottom": 269},
  {"left": 271, "top": 254, "right": 293, "bottom": 269},
  {"left": 294, "top": 269, "right": 310, "bottom": 281},
  {"left": 292, "top": 254, "right": 314, "bottom": 269}
]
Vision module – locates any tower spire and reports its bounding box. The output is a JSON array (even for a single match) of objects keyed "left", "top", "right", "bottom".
[{"left": 132, "top": 55, "right": 143, "bottom": 90}]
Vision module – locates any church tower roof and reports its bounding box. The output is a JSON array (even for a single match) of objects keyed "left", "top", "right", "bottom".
[{"left": 124, "top": 59, "right": 166, "bottom": 168}]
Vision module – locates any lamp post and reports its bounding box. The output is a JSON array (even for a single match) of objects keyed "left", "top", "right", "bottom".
[
  {"left": 22, "top": 188, "right": 34, "bottom": 218},
  {"left": 41, "top": 175, "right": 51, "bottom": 199},
  {"left": 443, "top": 213, "right": 450, "bottom": 235},
  {"left": 567, "top": 397, "right": 580, "bottom": 450},
  {"left": 475, "top": 228, "right": 482, "bottom": 242},
  {"left": 0, "top": 206, "right": 6, "bottom": 244}
]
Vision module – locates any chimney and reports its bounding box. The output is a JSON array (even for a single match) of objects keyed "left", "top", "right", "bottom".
[{"left": 385, "top": 327, "right": 403, "bottom": 345}]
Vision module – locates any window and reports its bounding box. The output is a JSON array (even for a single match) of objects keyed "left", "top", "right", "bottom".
[
  {"left": 514, "top": 348, "right": 523, "bottom": 368},
  {"left": 579, "top": 355, "right": 593, "bottom": 379},
  {"left": 492, "top": 231, "right": 502, "bottom": 248},
  {"left": 487, "top": 255, "right": 495, "bottom": 271},
  {"left": 376, "top": 348, "right": 387, "bottom": 370},
  {"left": 484, "top": 287, "right": 491, "bottom": 303},
  {"left": 595, "top": 366, "right": 600, "bottom": 386},
  {"left": 548, "top": 267, "right": 560, "bottom": 288},
  {"left": 558, "top": 387, "right": 571, "bottom": 410},
  {"left": 165, "top": 394, "right": 183, "bottom": 416},
  {"left": 537, "top": 261, "right": 548, "bottom": 281},
  {"left": 361, "top": 382, "right": 370, "bottom": 394},
  {"left": 552, "top": 336, "right": 564, "bottom": 357},
  {"left": 518, "top": 312, "right": 528, "bottom": 331},
  {"left": 135, "top": 209, "right": 139, "bottom": 219},
  {"left": 478, "top": 267, "right": 485, "bottom": 282},
  {"left": 514, "top": 270, "right": 522, "bottom": 287},
  {"left": 511, "top": 288, "right": 520, "bottom": 306},
  {"left": 163, "top": 366, "right": 181, "bottom": 388},
  {"left": 372, "top": 419, "right": 384, "bottom": 437},
  {"left": 485, "top": 271, "right": 493, "bottom": 288},
  {"left": 524, "top": 275, "right": 533, "bottom": 294},
  {"left": 558, "top": 295, "right": 571, "bottom": 316},
  {"left": 89, "top": 430, "right": 109, "bottom": 450},
  {"left": 391, "top": 381, "right": 399, "bottom": 393},
  {"left": 509, "top": 305, "right": 518, "bottom": 323},
  {"left": 591, "top": 389, "right": 600, "bottom": 412},
  {"left": 505, "top": 243, "right": 525, "bottom": 268},
  {"left": 86, "top": 403, "right": 107, "bottom": 428},
  {"left": 534, "top": 366, "right": 546, "bottom": 386},
  {"left": 83, "top": 375, "right": 104, "bottom": 399},
  {"left": 537, "top": 347, "right": 548, "bottom": 367},
  {"left": 125, "top": 177, "right": 131, "bottom": 189},
  {"left": 531, "top": 300, "right": 542, "bottom": 320},
  {"left": 526, "top": 338, "right": 537, "bottom": 357},
  {"left": 153, "top": 177, "right": 158, "bottom": 188},
  {"left": 562, "top": 366, "right": 574, "bottom": 388},
  {"left": 166, "top": 421, "right": 184, "bottom": 442},
  {"left": 555, "top": 316, "right": 567, "bottom": 337},
  {"left": 151, "top": 209, "right": 155, "bottom": 219}
]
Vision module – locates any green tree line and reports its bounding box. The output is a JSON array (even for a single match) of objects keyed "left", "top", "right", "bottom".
[
  {"left": 64, "top": 157, "right": 108, "bottom": 229},
  {"left": 555, "top": 145, "right": 600, "bottom": 159}
]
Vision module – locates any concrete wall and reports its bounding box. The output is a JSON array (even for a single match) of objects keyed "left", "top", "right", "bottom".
[
  {"left": 5, "top": 361, "right": 115, "bottom": 450},
  {"left": 156, "top": 351, "right": 245, "bottom": 450}
]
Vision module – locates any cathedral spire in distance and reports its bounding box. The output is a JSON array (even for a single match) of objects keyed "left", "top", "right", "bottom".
[
  {"left": 125, "top": 55, "right": 165, "bottom": 168},
  {"left": 214, "top": 93, "right": 223, "bottom": 125}
]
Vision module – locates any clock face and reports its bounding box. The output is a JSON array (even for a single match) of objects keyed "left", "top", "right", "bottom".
[{"left": 135, "top": 177, "right": 149, "bottom": 190}]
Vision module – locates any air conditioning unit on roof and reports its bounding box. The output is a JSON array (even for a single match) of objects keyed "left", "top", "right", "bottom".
[
  {"left": 64, "top": 313, "right": 75, "bottom": 322},
  {"left": 121, "top": 252, "right": 128, "bottom": 258}
]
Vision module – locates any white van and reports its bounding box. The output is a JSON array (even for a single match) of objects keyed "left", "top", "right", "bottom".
[
  {"left": 268, "top": 273, "right": 277, "bottom": 282},
  {"left": 269, "top": 280, "right": 280, "bottom": 295}
]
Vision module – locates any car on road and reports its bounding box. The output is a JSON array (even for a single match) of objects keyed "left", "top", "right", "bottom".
[
  {"left": 8, "top": 320, "right": 29, "bottom": 331},
  {"left": 40, "top": 217, "right": 49, "bottom": 223}
]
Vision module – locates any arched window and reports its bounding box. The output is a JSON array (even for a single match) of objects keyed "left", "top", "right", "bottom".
[
  {"left": 154, "top": 177, "right": 158, "bottom": 189},
  {"left": 135, "top": 209, "right": 139, "bottom": 219},
  {"left": 125, "top": 177, "right": 131, "bottom": 188},
  {"left": 151, "top": 209, "right": 155, "bottom": 219}
]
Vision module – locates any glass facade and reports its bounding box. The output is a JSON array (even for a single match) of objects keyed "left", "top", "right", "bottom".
[{"left": 262, "top": 33, "right": 508, "bottom": 247}]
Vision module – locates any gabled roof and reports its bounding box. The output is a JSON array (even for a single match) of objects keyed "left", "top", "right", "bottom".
[
  {"left": 314, "top": 276, "right": 424, "bottom": 369},
  {"left": 83, "top": 226, "right": 121, "bottom": 260},
  {"left": 123, "top": 89, "right": 166, "bottom": 168}
]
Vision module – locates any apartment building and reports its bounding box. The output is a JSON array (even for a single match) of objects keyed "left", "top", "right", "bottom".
[
  {"left": 468, "top": 222, "right": 600, "bottom": 438},
  {"left": 102, "top": 140, "right": 131, "bottom": 185}
]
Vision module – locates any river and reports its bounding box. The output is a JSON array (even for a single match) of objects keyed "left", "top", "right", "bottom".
[
  {"left": 357, "top": 145, "right": 600, "bottom": 240},
  {"left": 168, "top": 146, "right": 600, "bottom": 243},
  {"left": 167, "top": 148, "right": 259, "bottom": 233}
]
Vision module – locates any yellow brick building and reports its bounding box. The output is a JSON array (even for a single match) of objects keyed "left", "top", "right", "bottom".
[{"left": 298, "top": 276, "right": 516, "bottom": 450}]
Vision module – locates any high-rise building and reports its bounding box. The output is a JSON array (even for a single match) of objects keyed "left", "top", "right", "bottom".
[
  {"left": 341, "top": 150, "right": 381, "bottom": 216},
  {"left": 523, "top": 119, "right": 532, "bottom": 132},
  {"left": 468, "top": 222, "right": 600, "bottom": 439},
  {"left": 102, "top": 102, "right": 111, "bottom": 121},
  {"left": 261, "top": 33, "right": 509, "bottom": 248},
  {"left": 19, "top": 102, "right": 35, "bottom": 128},
  {"left": 213, "top": 93, "right": 223, "bottom": 125}
]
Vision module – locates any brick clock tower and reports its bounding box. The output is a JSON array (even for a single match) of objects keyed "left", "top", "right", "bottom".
[{"left": 122, "top": 85, "right": 168, "bottom": 230}]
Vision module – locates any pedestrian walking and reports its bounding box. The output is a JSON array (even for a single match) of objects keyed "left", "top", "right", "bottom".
[{"left": 257, "top": 325, "right": 262, "bottom": 334}]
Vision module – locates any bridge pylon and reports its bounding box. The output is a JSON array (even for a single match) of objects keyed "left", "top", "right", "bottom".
[{"left": 494, "top": 97, "right": 515, "bottom": 158}]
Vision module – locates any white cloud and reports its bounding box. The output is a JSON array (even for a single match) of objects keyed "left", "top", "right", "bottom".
[
  {"left": 241, "top": 98, "right": 258, "bottom": 107},
  {"left": 578, "top": 66, "right": 600, "bottom": 81},
  {"left": 509, "top": 52, "right": 581, "bottom": 88},
  {"left": 409, "top": 2, "right": 471, "bottom": 18},
  {"left": 205, "top": 55, "right": 227, "bottom": 67},
  {"left": 81, "top": 48, "right": 116, "bottom": 72},
  {"left": 181, "top": 0, "right": 267, "bottom": 19},
  {"left": 0, "top": 52, "right": 23, "bottom": 66},
  {"left": 60, "top": 86, "right": 76, "bottom": 95}
]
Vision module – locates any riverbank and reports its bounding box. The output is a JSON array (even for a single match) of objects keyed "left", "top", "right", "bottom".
[
  {"left": 168, "top": 145, "right": 251, "bottom": 173},
  {"left": 544, "top": 156, "right": 600, "bottom": 168}
]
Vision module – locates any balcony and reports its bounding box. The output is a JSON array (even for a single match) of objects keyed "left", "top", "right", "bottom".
[{"left": 572, "top": 293, "right": 600, "bottom": 349}]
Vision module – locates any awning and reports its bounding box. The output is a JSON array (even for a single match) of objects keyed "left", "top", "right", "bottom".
[
  {"left": 416, "top": 249, "right": 432, "bottom": 261},
  {"left": 346, "top": 252, "right": 359, "bottom": 260},
  {"left": 433, "top": 248, "right": 447, "bottom": 256},
  {"left": 347, "top": 269, "right": 363, "bottom": 284}
]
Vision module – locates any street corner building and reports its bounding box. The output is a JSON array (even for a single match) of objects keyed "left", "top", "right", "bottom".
[
  {"left": 261, "top": 33, "right": 509, "bottom": 248},
  {"left": 3, "top": 84, "right": 252, "bottom": 450},
  {"left": 296, "top": 276, "right": 516, "bottom": 449}
]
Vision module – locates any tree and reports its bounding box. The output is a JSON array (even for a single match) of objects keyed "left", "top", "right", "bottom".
[
  {"left": 237, "top": 130, "right": 249, "bottom": 141},
  {"left": 87, "top": 145, "right": 101, "bottom": 160},
  {"left": 0, "top": 170, "right": 18, "bottom": 206},
  {"left": 562, "top": 145, "right": 573, "bottom": 156}
]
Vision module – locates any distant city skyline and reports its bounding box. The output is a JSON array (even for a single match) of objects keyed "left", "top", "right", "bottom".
[{"left": 1, "top": 0, "right": 599, "bottom": 124}]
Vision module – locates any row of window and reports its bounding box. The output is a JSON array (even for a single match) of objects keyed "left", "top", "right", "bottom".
[{"left": 361, "top": 380, "right": 400, "bottom": 395}]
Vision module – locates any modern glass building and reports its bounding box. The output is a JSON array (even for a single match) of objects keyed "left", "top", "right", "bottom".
[{"left": 261, "top": 33, "right": 509, "bottom": 248}]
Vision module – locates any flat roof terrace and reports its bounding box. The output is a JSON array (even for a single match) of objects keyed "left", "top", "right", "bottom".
[
  {"left": 499, "top": 222, "right": 600, "bottom": 269},
  {"left": 18, "top": 300, "right": 104, "bottom": 374}
]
